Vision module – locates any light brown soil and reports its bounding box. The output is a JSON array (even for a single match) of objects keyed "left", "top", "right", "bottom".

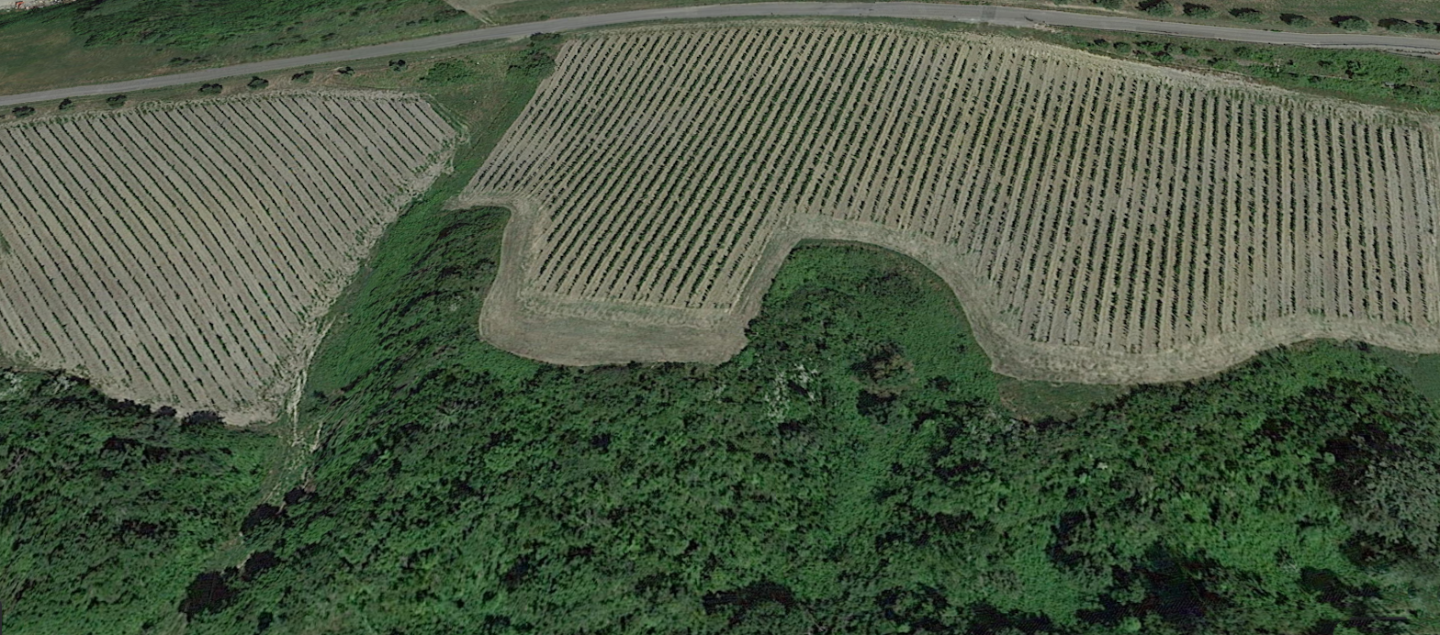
[
  {"left": 0, "top": 90, "right": 457, "bottom": 422},
  {"left": 440, "top": 0, "right": 521, "bottom": 23},
  {"left": 455, "top": 20, "right": 1440, "bottom": 384}
]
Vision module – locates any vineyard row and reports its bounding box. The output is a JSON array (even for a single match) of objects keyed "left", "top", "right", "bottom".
[
  {"left": 0, "top": 91, "right": 456, "bottom": 420},
  {"left": 460, "top": 22, "right": 1440, "bottom": 379}
]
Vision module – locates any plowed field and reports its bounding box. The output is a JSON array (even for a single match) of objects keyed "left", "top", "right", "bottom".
[
  {"left": 457, "top": 21, "right": 1440, "bottom": 383},
  {"left": 0, "top": 91, "right": 456, "bottom": 422}
]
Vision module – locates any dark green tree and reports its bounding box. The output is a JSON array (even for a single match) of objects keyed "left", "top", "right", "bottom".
[
  {"left": 1182, "top": 3, "right": 1214, "bottom": 18},
  {"left": 1282, "top": 13, "right": 1316, "bottom": 27},
  {"left": 1140, "top": 0, "right": 1173, "bottom": 16}
]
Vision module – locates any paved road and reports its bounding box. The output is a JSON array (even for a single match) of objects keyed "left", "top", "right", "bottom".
[{"left": 5, "top": 2, "right": 1440, "bottom": 107}]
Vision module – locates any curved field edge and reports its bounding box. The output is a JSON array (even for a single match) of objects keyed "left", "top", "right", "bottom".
[
  {"left": 479, "top": 200, "right": 1440, "bottom": 385},
  {"left": 460, "top": 21, "right": 1440, "bottom": 385}
]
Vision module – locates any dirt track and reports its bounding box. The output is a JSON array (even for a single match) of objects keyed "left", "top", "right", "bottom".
[{"left": 5, "top": 2, "right": 1440, "bottom": 107}]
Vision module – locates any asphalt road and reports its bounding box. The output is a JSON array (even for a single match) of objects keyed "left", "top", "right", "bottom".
[{"left": 5, "top": 2, "right": 1440, "bottom": 107}]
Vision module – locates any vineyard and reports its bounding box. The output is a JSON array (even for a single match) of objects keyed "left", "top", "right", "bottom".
[
  {"left": 458, "top": 21, "right": 1440, "bottom": 383},
  {"left": 0, "top": 91, "right": 456, "bottom": 422}
]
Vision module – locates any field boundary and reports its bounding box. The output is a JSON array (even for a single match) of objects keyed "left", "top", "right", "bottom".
[{"left": 475, "top": 204, "right": 1440, "bottom": 383}]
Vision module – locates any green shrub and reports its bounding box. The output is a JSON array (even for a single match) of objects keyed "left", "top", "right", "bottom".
[
  {"left": 1281, "top": 13, "right": 1314, "bottom": 27},
  {"left": 1230, "top": 45, "right": 1274, "bottom": 62},
  {"left": 421, "top": 59, "right": 475, "bottom": 86},
  {"left": 1113, "top": 41, "right": 1132, "bottom": 53},
  {"left": 291, "top": 70, "right": 314, "bottom": 83},
  {"left": 1394, "top": 84, "right": 1424, "bottom": 98},
  {"left": 57, "top": 98, "right": 74, "bottom": 111},
  {"left": 11, "top": 106, "right": 34, "bottom": 118},
  {"left": 246, "top": 76, "right": 269, "bottom": 90},
  {"left": 1182, "top": 3, "right": 1214, "bottom": 18},
  {"left": 1093, "top": 0, "right": 1122, "bottom": 9},
  {"left": 166, "top": 56, "right": 210, "bottom": 67},
  {"left": 105, "top": 94, "right": 127, "bottom": 108},
  {"left": 509, "top": 33, "right": 559, "bottom": 78},
  {"left": 1230, "top": 7, "right": 1264, "bottom": 22},
  {"left": 1333, "top": 16, "right": 1372, "bottom": 31},
  {"left": 199, "top": 83, "right": 223, "bottom": 94},
  {"left": 1381, "top": 19, "right": 1421, "bottom": 33},
  {"left": 1140, "top": 0, "right": 1172, "bottom": 16},
  {"left": 389, "top": 59, "right": 408, "bottom": 71}
]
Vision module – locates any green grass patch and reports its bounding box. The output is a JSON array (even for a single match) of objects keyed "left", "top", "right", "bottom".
[
  {"left": 1366, "top": 344, "right": 1440, "bottom": 406},
  {"left": 999, "top": 377, "right": 1130, "bottom": 421}
]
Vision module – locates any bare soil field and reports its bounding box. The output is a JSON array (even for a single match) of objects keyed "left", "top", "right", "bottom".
[
  {"left": 0, "top": 91, "right": 456, "bottom": 422},
  {"left": 456, "top": 20, "right": 1440, "bottom": 384}
]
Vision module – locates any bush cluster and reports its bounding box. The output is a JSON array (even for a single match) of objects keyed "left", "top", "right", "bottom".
[
  {"left": 1139, "top": 0, "right": 1172, "bottom": 16},
  {"left": 1182, "top": 3, "right": 1214, "bottom": 18}
]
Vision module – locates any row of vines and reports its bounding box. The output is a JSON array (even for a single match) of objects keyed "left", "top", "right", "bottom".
[
  {"left": 0, "top": 91, "right": 456, "bottom": 420},
  {"left": 463, "top": 22, "right": 1440, "bottom": 371}
]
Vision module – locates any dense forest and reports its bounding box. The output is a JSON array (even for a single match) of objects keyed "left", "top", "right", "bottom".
[
  {"left": 5, "top": 208, "right": 1439, "bottom": 633},
  {"left": 0, "top": 374, "right": 275, "bottom": 633},
  {"left": 3, "top": 23, "right": 1440, "bottom": 635}
]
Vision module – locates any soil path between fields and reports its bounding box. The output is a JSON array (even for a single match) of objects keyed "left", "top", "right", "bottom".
[{"left": 5, "top": 2, "right": 1440, "bottom": 107}]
